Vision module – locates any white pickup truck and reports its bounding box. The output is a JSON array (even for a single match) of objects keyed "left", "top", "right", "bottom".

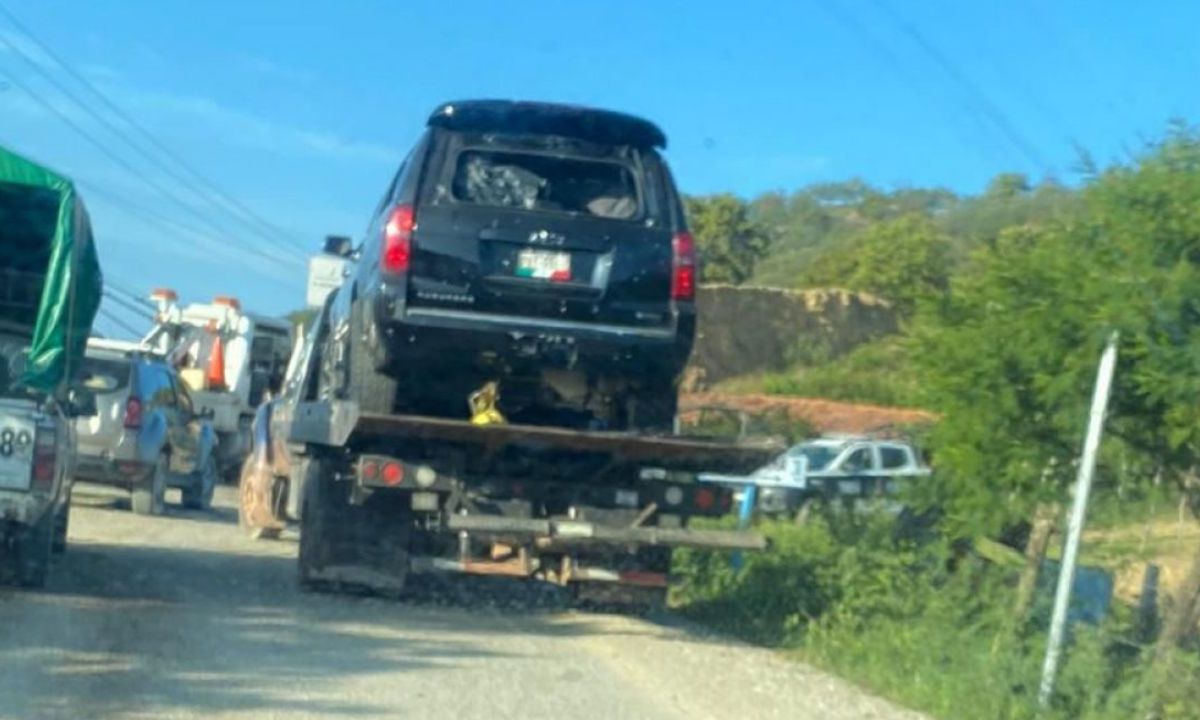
[{"left": 703, "top": 436, "right": 931, "bottom": 514}]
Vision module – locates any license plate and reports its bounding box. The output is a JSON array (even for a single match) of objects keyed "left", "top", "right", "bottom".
[
  {"left": 516, "top": 250, "right": 571, "bottom": 282},
  {"left": 0, "top": 429, "right": 33, "bottom": 491}
]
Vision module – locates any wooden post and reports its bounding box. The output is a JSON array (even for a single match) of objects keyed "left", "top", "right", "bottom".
[{"left": 1013, "top": 502, "right": 1059, "bottom": 625}]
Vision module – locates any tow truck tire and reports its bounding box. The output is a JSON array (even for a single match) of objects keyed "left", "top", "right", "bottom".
[
  {"left": 17, "top": 510, "right": 54, "bottom": 588},
  {"left": 132, "top": 454, "right": 168, "bottom": 516},
  {"left": 295, "top": 468, "right": 324, "bottom": 590},
  {"left": 346, "top": 300, "right": 398, "bottom": 415},
  {"left": 298, "top": 460, "right": 410, "bottom": 596},
  {"left": 51, "top": 496, "right": 70, "bottom": 554},
  {"left": 181, "top": 455, "right": 217, "bottom": 511},
  {"left": 298, "top": 459, "right": 333, "bottom": 590}
]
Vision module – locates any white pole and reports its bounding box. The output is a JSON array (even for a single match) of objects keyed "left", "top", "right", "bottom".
[{"left": 1037, "top": 332, "right": 1119, "bottom": 708}]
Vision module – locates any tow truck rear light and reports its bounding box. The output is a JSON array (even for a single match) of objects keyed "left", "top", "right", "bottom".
[
  {"left": 693, "top": 487, "right": 715, "bottom": 511},
  {"left": 31, "top": 429, "right": 56, "bottom": 492},
  {"left": 123, "top": 397, "right": 143, "bottom": 429},
  {"left": 361, "top": 460, "right": 379, "bottom": 482},
  {"left": 213, "top": 295, "right": 242, "bottom": 311},
  {"left": 382, "top": 462, "right": 404, "bottom": 486},
  {"left": 382, "top": 204, "right": 415, "bottom": 276},
  {"left": 671, "top": 231, "right": 696, "bottom": 301}
]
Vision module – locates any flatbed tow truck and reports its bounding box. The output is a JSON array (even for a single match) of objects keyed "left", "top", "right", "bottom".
[{"left": 246, "top": 393, "right": 780, "bottom": 602}]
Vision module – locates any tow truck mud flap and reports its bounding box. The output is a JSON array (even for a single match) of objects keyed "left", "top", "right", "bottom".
[{"left": 445, "top": 514, "right": 767, "bottom": 551}]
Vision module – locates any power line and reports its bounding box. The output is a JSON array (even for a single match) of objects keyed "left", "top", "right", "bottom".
[
  {"left": 101, "top": 289, "right": 154, "bottom": 322},
  {"left": 75, "top": 180, "right": 298, "bottom": 286},
  {"left": 813, "top": 0, "right": 999, "bottom": 167},
  {"left": 865, "top": 0, "right": 1050, "bottom": 171},
  {"left": 97, "top": 307, "right": 143, "bottom": 339},
  {"left": 0, "top": 2, "right": 310, "bottom": 261},
  {"left": 0, "top": 45, "right": 300, "bottom": 270}
]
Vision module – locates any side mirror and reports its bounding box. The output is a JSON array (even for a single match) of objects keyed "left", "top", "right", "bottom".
[{"left": 64, "top": 387, "right": 98, "bottom": 418}]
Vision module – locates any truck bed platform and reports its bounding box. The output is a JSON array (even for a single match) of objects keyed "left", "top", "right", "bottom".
[{"left": 288, "top": 400, "right": 782, "bottom": 476}]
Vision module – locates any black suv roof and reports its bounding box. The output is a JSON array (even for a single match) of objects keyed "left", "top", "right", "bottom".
[{"left": 427, "top": 100, "right": 667, "bottom": 150}]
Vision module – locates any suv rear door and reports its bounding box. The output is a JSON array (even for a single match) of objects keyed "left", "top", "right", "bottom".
[
  {"left": 407, "top": 131, "right": 679, "bottom": 331},
  {"left": 75, "top": 354, "right": 134, "bottom": 457}
]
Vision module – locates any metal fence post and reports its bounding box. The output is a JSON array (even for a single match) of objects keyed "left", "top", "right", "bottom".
[{"left": 1037, "top": 332, "right": 1119, "bottom": 708}]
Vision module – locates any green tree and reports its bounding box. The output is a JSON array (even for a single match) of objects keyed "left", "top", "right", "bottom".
[
  {"left": 285, "top": 307, "right": 318, "bottom": 331},
  {"left": 799, "top": 214, "right": 952, "bottom": 316},
  {"left": 685, "top": 194, "right": 772, "bottom": 284},
  {"left": 912, "top": 129, "right": 1200, "bottom": 539}
]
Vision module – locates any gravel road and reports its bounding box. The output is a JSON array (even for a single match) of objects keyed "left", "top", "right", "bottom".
[{"left": 0, "top": 484, "right": 923, "bottom": 720}]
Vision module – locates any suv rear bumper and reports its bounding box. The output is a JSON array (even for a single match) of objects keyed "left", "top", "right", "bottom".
[
  {"left": 74, "top": 454, "right": 152, "bottom": 490},
  {"left": 379, "top": 298, "right": 695, "bottom": 377}
]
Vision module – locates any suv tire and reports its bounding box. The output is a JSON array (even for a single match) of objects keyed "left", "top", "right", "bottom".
[
  {"left": 17, "top": 509, "right": 54, "bottom": 588},
  {"left": 181, "top": 455, "right": 217, "bottom": 511},
  {"left": 345, "top": 300, "right": 398, "bottom": 415},
  {"left": 51, "top": 494, "right": 70, "bottom": 554},
  {"left": 132, "top": 454, "right": 168, "bottom": 516}
]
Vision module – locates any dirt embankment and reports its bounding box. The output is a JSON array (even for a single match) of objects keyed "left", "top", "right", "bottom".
[
  {"left": 683, "top": 285, "right": 898, "bottom": 392},
  {"left": 681, "top": 392, "right": 936, "bottom": 436}
]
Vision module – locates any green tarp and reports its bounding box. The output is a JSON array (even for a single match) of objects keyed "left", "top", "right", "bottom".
[{"left": 0, "top": 145, "right": 102, "bottom": 395}]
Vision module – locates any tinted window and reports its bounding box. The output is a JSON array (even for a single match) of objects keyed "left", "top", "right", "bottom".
[
  {"left": 842, "top": 447, "right": 876, "bottom": 472},
  {"left": 790, "top": 444, "right": 838, "bottom": 471},
  {"left": 451, "top": 149, "right": 641, "bottom": 220},
  {"left": 880, "top": 446, "right": 909, "bottom": 470},
  {"left": 80, "top": 356, "right": 131, "bottom": 395}
]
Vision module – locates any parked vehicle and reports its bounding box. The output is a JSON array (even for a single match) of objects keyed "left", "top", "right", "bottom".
[
  {"left": 73, "top": 339, "right": 219, "bottom": 514},
  {"left": 141, "top": 290, "right": 291, "bottom": 483},
  {"left": 0, "top": 145, "right": 101, "bottom": 587},
  {"left": 709, "top": 436, "right": 931, "bottom": 515},
  {"left": 321, "top": 99, "right": 696, "bottom": 431}
]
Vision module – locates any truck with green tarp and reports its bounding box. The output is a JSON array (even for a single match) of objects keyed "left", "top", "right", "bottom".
[{"left": 0, "top": 144, "right": 102, "bottom": 587}]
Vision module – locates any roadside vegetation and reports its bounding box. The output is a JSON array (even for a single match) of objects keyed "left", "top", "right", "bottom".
[{"left": 679, "top": 125, "right": 1200, "bottom": 719}]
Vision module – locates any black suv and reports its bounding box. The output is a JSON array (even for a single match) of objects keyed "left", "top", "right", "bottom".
[{"left": 322, "top": 100, "right": 696, "bottom": 430}]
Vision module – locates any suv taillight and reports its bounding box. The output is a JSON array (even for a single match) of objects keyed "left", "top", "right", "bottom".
[
  {"left": 123, "top": 397, "right": 143, "bottom": 429},
  {"left": 671, "top": 231, "right": 696, "bottom": 301},
  {"left": 382, "top": 204, "right": 415, "bottom": 275},
  {"left": 31, "top": 428, "right": 56, "bottom": 492}
]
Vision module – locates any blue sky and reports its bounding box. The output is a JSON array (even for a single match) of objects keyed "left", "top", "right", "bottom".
[{"left": 1, "top": 0, "right": 1198, "bottom": 335}]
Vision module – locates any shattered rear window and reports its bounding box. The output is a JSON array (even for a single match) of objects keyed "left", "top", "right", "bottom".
[{"left": 451, "top": 149, "right": 641, "bottom": 220}]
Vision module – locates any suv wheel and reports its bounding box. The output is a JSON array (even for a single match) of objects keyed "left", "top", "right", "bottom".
[
  {"left": 132, "top": 454, "right": 168, "bottom": 516},
  {"left": 181, "top": 455, "right": 217, "bottom": 511},
  {"left": 51, "top": 494, "right": 70, "bottom": 554},
  {"left": 17, "top": 510, "right": 54, "bottom": 588},
  {"left": 345, "top": 301, "right": 398, "bottom": 414}
]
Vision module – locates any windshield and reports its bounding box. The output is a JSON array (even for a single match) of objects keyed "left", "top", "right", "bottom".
[{"left": 4, "top": 7, "right": 1200, "bottom": 720}]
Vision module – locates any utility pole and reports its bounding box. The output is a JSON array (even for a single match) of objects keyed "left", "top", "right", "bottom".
[{"left": 1037, "top": 332, "right": 1119, "bottom": 709}]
